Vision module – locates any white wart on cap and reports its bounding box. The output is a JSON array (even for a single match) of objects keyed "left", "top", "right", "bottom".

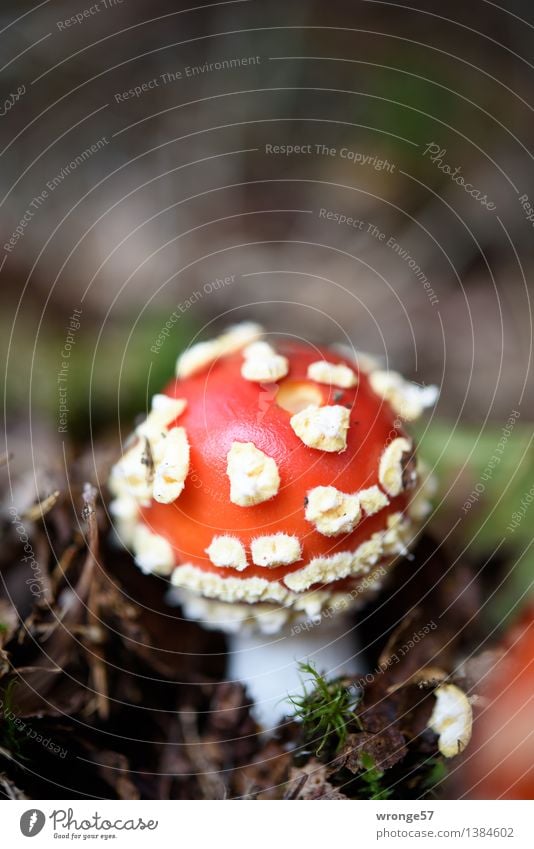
[
  {"left": 379, "top": 437, "right": 413, "bottom": 497},
  {"left": 241, "top": 341, "right": 289, "bottom": 382},
  {"left": 251, "top": 534, "right": 302, "bottom": 567},
  {"left": 307, "top": 360, "right": 357, "bottom": 388},
  {"left": 226, "top": 441, "right": 280, "bottom": 506},
  {"left": 176, "top": 322, "right": 263, "bottom": 378},
  {"left": 290, "top": 404, "right": 350, "bottom": 452},
  {"left": 370, "top": 370, "right": 438, "bottom": 422},
  {"left": 206, "top": 535, "right": 248, "bottom": 571}
]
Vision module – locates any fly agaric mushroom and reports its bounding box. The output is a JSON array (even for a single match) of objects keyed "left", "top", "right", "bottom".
[{"left": 109, "top": 323, "right": 437, "bottom": 725}]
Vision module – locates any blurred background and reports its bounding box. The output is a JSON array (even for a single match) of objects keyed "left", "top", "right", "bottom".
[{"left": 1, "top": 0, "right": 533, "bottom": 630}]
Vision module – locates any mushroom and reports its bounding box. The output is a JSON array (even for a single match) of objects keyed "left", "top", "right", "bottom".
[{"left": 109, "top": 324, "right": 438, "bottom": 726}]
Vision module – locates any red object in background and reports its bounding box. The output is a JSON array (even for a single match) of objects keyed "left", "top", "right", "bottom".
[{"left": 467, "top": 607, "right": 534, "bottom": 799}]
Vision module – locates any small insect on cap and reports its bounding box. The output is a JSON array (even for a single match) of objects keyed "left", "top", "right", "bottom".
[{"left": 109, "top": 324, "right": 438, "bottom": 632}]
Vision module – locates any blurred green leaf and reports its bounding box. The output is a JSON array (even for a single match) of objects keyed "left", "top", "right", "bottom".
[
  {"left": 417, "top": 418, "right": 534, "bottom": 625},
  {"left": 4, "top": 310, "right": 198, "bottom": 440}
]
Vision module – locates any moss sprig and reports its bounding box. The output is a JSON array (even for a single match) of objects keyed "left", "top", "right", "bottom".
[{"left": 288, "top": 661, "right": 360, "bottom": 755}]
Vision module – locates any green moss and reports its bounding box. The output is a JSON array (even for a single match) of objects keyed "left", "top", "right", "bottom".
[
  {"left": 359, "top": 752, "right": 392, "bottom": 800},
  {"left": 288, "top": 661, "right": 360, "bottom": 755},
  {"left": 421, "top": 757, "right": 448, "bottom": 797}
]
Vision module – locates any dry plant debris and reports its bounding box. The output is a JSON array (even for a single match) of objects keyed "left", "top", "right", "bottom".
[{"left": 0, "top": 460, "right": 486, "bottom": 799}]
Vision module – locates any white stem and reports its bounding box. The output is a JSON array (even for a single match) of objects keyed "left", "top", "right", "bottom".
[{"left": 226, "top": 615, "right": 365, "bottom": 731}]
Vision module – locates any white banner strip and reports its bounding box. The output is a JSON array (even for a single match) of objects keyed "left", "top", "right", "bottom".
[{"left": 2, "top": 800, "right": 533, "bottom": 848}]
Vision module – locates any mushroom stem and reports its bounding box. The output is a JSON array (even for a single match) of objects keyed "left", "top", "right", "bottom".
[{"left": 226, "top": 614, "right": 364, "bottom": 730}]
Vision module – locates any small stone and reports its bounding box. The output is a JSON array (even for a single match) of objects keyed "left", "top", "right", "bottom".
[{"left": 428, "top": 684, "right": 473, "bottom": 758}]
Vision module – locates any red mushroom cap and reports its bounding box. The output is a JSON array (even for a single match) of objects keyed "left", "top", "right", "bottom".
[{"left": 109, "top": 324, "right": 437, "bottom": 630}]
